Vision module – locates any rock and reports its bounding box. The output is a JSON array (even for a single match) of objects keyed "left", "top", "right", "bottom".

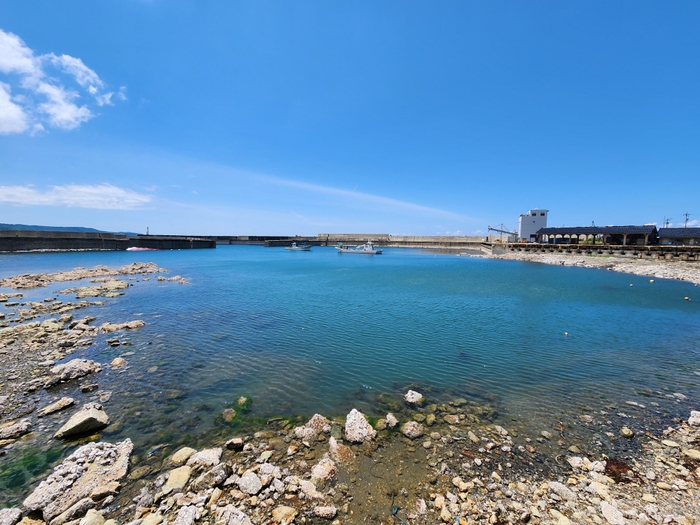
[
  {"left": 222, "top": 409, "right": 237, "bottom": 422},
  {"left": 549, "top": 509, "right": 571, "bottom": 525},
  {"left": 662, "top": 439, "right": 680, "bottom": 448},
  {"left": 620, "top": 427, "right": 634, "bottom": 438},
  {"left": 600, "top": 502, "right": 625, "bottom": 525},
  {"left": 440, "top": 506, "right": 452, "bottom": 522},
  {"left": 425, "top": 413, "right": 436, "bottom": 426},
  {"left": 468, "top": 431, "right": 480, "bottom": 444},
  {"left": 192, "top": 463, "right": 232, "bottom": 491},
  {"left": 141, "top": 514, "right": 163, "bottom": 525},
  {"left": 54, "top": 404, "right": 109, "bottom": 439},
  {"left": 38, "top": 397, "right": 75, "bottom": 417},
  {"left": 226, "top": 437, "right": 244, "bottom": 451},
  {"left": 541, "top": 431, "right": 552, "bottom": 440},
  {"left": 299, "top": 479, "right": 325, "bottom": 499},
  {"left": 688, "top": 410, "right": 700, "bottom": 426},
  {"left": 656, "top": 482, "right": 673, "bottom": 490},
  {"left": 165, "top": 466, "right": 192, "bottom": 490},
  {"left": 110, "top": 358, "right": 127, "bottom": 368},
  {"left": 311, "top": 455, "right": 337, "bottom": 483},
  {"left": 170, "top": 447, "right": 196, "bottom": 465},
  {"left": 548, "top": 481, "right": 576, "bottom": 501},
  {"left": 79, "top": 510, "right": 104, "bottom": 525},
  {"left": 216, "top": 506, "right": 252, "bottom": 525},
  {"left": 374, "top": 418, "right": 387, "bottom": 431},
  {"left": 294, "top": 414, "right": 330, "bottom": 440},
  {"left": 443, "top": 415, "right": 460, "bottom": 425},
  {"left": 51, "top": 497, "right": 95, "bottom": 525},
  {"left": 401, "top": 421, "right": 424, "bottom": 439},
  {"left": 271, "top": 506, "right": 297, "bottom": 525},
  {"left": 45, "top": 359, "right": 101, "bottom": 387},
  {"left": 344, "top": 409, "right": 376, "bottom": 443},
  {"left": 313, "top": 506, "right": 337, "bottom": 519},
  {"left": 0, "top": 509, "right": 22, "bottom": 525},
  {"left": 23, "top": 439, "right": 132, "bottom": 523},
  {"left": 642, "top": 494, "right": 656, "bottom": 503},
  {"left": 173, "top": 506, "right": 196, "bottom": 525},
  {"left": 237, "top": 471, "right": 263, "bottom": 495},
  {"left": 386, "top": 413, "right": 399, "bottom": 428},
  {"left": 682, "top": 448, "right": 700, "bottom": 461},
  {"left": 328, "top": 437, "right": 354, "bottom": 463},
  {"left": 90, "top": 482, "right": 120, "bottom": 500},
  {"left": 0, "top": 418, "right": 32, "bottom": 440},
  {"left": 186, "top": 447, "right": 222, "bottom": 467},
  {"left": 404, "top": 390, "right": 424, "bottom": 404}
]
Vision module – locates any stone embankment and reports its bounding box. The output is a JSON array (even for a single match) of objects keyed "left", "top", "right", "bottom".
[{"left": 485, "top": 252, "right": 700, "bottom": 285}]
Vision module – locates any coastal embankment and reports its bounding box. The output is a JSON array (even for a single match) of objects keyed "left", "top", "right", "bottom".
[
  {"left": 0, "top": 262, "right": 698, "bottom": 525},
  {"left": 483, "top": 251, "right": 700, "bottom": 286}
]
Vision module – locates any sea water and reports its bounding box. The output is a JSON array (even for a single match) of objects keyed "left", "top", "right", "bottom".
[{"left": 1, "top": 246, "right": 699, "bottom": 504}]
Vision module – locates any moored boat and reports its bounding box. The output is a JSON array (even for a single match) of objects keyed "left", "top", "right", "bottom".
[
  {"left": 285, "top": 242, "right": 311, "bottom": 251},
  {"left": 336, "top": 241, "right": 383, "bottom": 254}
]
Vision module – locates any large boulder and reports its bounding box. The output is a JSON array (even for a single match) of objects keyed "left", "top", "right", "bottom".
[
  {"left": 293, "top": 414, "right": 330, "bottom": 441},
  {"left": 23, "top": 440, "right": 132, "bottom": 523},
  {"left": 344, "top": 409, "right": 376, "bottom": 443},
  {"left": 54, "top": 404, "right": 109, "bottom": 439},
  {"left": 401, "top": 421, "right": 424, "bottom": 439},
  {"left": 45, "top": 360, "right": 101, "bottom": 388}
]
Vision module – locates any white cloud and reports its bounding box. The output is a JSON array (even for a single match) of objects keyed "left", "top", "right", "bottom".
[
  {"left": 0, "top": 184, "right": 151, "bottom": 210},
  {"left": 0, "top": 29, "right": 123, "bottom": 134},
  {"left": 250, "top": 172, "right": 470, "bottom": 221},
  {"left": 0, "top": 81, "right": 29, "bottom": 134}
]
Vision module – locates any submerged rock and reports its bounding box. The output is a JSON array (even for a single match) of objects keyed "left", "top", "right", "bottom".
[
  {"left": 45, "top": 359, "right": 102, "bottom": 388},
  {"left": 23, "top": 439, "right": 132, "bottom": 523},
  {"left": 0, "top": 418, "right": 32, "bottom": 440},
  {"left": 54, "top": 404, "right": 109, "bottom": 439},
  {"left": 404, "top": 390, "right": 424, "bottom": 405},
  {"left": 401, "top": 421, "right": 424, "bottom": 440},
  {"left": 38, "top": 397, "right": 75, "bottom": 417},
  {"left": 344, "top": 409, "right": 376, "bottom": 443}
]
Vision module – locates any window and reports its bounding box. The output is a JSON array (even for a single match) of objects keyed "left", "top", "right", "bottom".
[{"left": 540, "top": 213, "right": 545, "bottom": 216}]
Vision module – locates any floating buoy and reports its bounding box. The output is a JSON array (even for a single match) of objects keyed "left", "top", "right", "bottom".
[
  {"left": 564, "top": 332, "right": 569, "bottom": 336},
  {"left": 649, "top": 279, "right": 654, "bottom": 283},
  {"left": 685, "top": 297, "right": 690, "bottom": 301},
  {"left": 630, "top": 284, "right": 633, "bottom": 287}
]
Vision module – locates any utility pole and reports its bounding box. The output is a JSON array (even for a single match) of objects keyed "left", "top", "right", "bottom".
[
  {"left": 683, "top": 213, "right": 690, "bottom": 228},
  {"left": 663, "top": 217, "right": 672, "bottom": 228}
]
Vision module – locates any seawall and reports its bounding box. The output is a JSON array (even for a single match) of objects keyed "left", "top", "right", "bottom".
[{"left": 0, "top": 231, "right": 216, "bottom": 252}]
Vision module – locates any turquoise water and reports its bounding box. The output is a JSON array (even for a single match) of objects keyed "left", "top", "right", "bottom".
[{"left": 1, "top": 246, "right": 699, "bottom": 502}]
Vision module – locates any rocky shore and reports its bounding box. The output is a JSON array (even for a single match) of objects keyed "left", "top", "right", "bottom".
[
  {"left": 482, "top": 252, "right": 700, "bottom": 286},
  {"left": 1, "top": 263, "right": 699, "bottom": 525}
]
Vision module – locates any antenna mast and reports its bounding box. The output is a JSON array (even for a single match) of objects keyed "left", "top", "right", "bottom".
[{"left": 683, "top": 213, "right": 690, "bottom": 228}]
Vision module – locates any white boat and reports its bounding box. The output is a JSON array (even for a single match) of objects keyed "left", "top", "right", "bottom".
[
  {"left": 126, "top": 247, "right": 159, "bottom": 251},
  {"left": 336, "top": 241, "right": 383, "bottom": 254},
  {"left": 285, "top": 242, "right": 311, "bottom": 251}
]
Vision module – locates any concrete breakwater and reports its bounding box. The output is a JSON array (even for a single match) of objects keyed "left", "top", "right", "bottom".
[{"left": 0, "top": 231, "right": 216, "bottom": 253}]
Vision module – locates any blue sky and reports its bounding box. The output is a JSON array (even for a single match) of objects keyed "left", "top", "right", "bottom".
[{"left": 1, "top": 1, "right": 699, "bottom": 235}]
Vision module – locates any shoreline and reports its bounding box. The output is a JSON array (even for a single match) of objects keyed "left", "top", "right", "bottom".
[
  {"left": 0, "top": 263, "right": 698, "bottom": 525},
  {"left": 475, "top": 251, "right": 700, "bottom": 286}
]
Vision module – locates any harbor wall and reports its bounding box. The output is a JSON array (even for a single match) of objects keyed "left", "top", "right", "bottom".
[{"left": 0, "top": 231, "right": 216, "bottom": 252}]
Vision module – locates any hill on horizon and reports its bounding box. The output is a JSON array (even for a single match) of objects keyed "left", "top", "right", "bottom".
[{"left": 0, "top": 223, "right": 137, "bottom": 235}]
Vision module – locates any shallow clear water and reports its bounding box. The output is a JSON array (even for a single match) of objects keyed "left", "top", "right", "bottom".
[{"left": 1, "top": 246, "right": 699, "bottom": 504}]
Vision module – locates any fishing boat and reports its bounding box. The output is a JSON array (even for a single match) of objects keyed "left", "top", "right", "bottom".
[
  {"left": 126, "top": 247, "right": 159, "bottom": 251},
  {"left": 336, "top": 241, "right": 383, "bottom": 255},
  {"left": 285, "top": 242, "right": 311, "bottom": 251}
]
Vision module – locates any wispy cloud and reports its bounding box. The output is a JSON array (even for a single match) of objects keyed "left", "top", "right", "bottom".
[
  {"left": 0, "top": 29, "right": 125, "bottom": 134},
  {"left": 0, "top": 184, "right": 151, "bottom": 210},
  {"left": 248, "top": 172, "right": 470, "bottom": 221}
]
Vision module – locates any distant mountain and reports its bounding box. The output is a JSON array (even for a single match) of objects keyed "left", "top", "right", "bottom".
[{"left": 0, "top": 224, "right": 138, "bottom": 235}]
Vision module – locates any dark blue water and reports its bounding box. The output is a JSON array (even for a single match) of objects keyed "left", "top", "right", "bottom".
[{"left": 1, "top": 246, "right": 699, "bottom": 503}]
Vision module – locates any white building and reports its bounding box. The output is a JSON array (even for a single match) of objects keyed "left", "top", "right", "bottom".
[{"left": 518, "top": 209, "right": 548, "bottom": 242}]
